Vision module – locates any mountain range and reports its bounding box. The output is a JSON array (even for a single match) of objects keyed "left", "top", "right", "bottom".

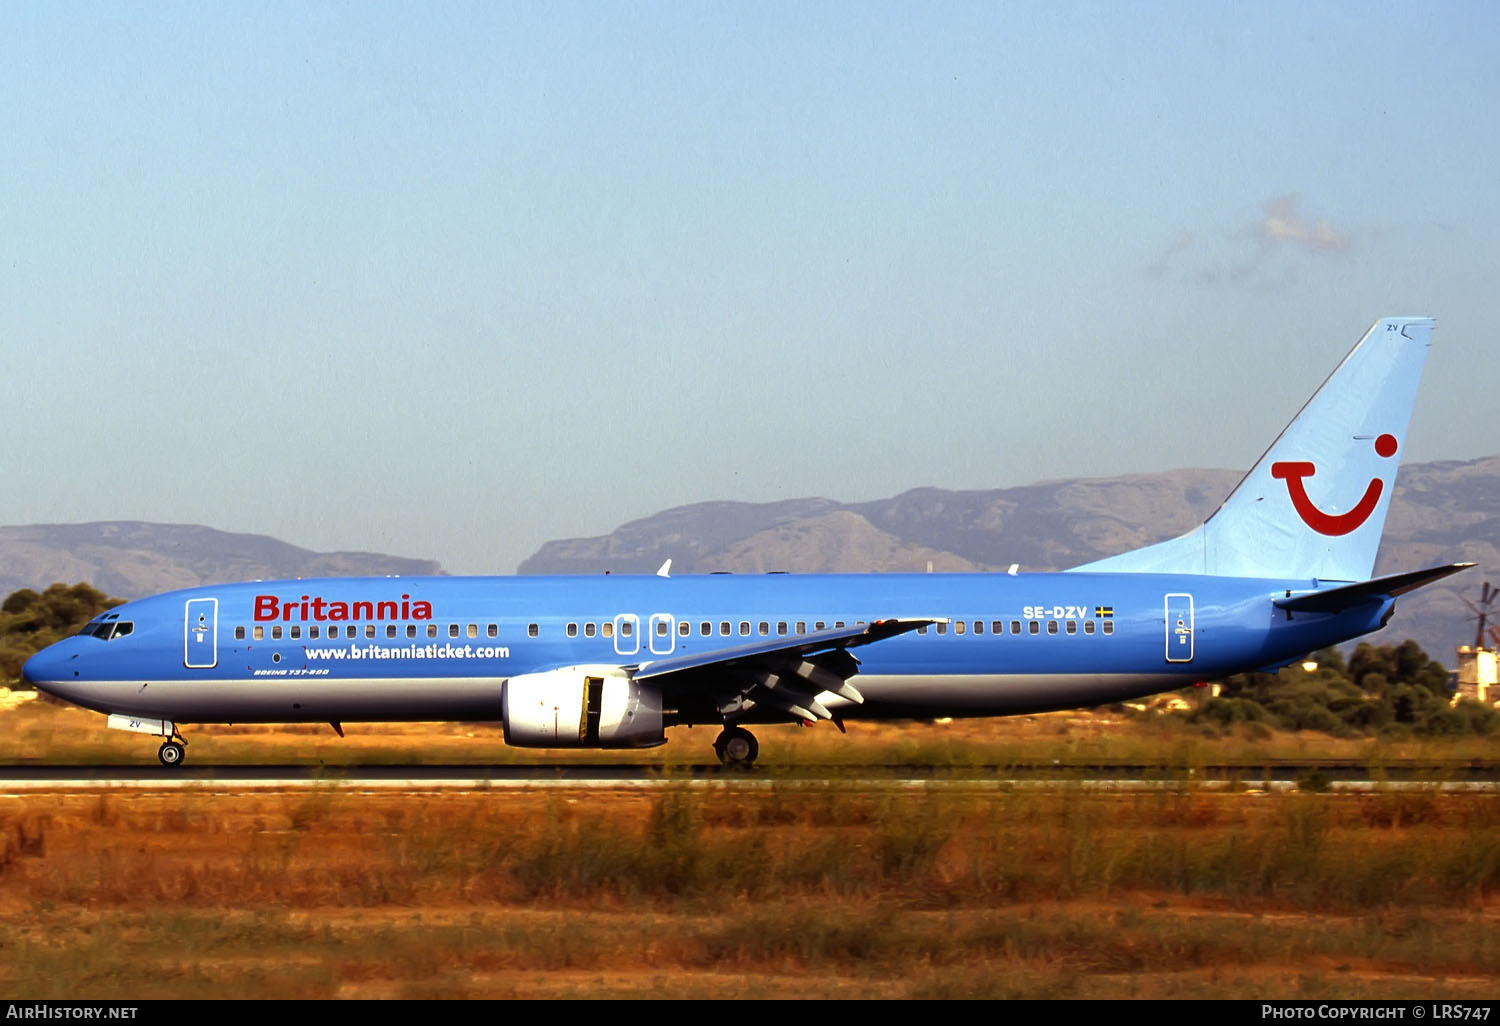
[{"left": 0, "top": 522, "right": 440, "bottom": 602}]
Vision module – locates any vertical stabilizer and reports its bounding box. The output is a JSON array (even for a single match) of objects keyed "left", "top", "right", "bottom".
[{"left": 1070, "top": 317, "right": 1433, "bottom": 581}]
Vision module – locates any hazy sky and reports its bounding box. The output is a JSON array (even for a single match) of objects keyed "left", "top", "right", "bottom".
[{"left": 4, "top": 1, "right": 1497, "bottom": 573}]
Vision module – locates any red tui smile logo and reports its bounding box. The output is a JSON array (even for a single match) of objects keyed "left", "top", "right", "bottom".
[{"left": 1271, "top": 434, "right": 1398, "bottom": 536}]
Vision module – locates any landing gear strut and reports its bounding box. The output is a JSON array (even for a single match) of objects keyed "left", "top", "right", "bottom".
[{"left": 713, "top": 726, "right": 759, "bottom": 768}]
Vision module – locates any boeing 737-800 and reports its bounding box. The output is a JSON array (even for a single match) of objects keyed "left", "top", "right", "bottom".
[{"left": 22, "top": 317, "right": 1469, "bottom": 766}]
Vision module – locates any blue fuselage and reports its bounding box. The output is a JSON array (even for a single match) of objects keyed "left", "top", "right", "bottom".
[{"left": 24, "top": 571, "right": 1392, "bottom": 725}]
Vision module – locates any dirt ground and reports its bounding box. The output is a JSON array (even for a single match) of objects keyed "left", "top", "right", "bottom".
[
  {"left": 2, "top": 781, "right": 1498, "bottom": 998},
  {"left": 3, "top": 697, "right": 1497, "bottom": 999}
]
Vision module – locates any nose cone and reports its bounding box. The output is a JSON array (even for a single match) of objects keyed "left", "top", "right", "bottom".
[{"left": 22, "top": 641, "right": 74, "bottom": 692}]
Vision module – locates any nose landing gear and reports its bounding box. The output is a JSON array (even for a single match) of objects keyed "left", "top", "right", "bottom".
[{"left": 105, "top": 715, "right": 189, "bottom": 768}]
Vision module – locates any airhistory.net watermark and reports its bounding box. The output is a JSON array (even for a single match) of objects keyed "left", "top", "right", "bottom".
[{"left": 5, "top": 1007, "right": 137, "bottom": 1020}]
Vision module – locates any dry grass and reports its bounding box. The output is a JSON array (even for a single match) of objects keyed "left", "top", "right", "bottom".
[
  {"left": 8, "top": 697, "right": 1500, "bottom": 768},
  {"left": 5, "top": 700, "right": 1497, "bottom": 998},
  {"left": 1, "top": 784, "right": 1498, "bottom": 998}
]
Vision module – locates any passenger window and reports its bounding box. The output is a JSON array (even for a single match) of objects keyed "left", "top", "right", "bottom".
[
  {"left": 758, "top": 622, "right": 769, "bottom": 636},
  {"left": 408, "top": 625, "right": 417, "bottom": 639},
  {"left": 272, "top": 626, "right": 282, "bottom": 640},
  {"left": 386, "top": 625, "right": 397, "bottom": 639},
  {"left": 777, "top": 622, "right": 787, "bottom": 635},
  {"left": 700, "top": 621, "right": 711, "bottom": 636},
  {"left": 954, "top": 621, "right": 965, "bottom": 635},
  {"left": 720, "top": 621, "right": 731, "bottom": 636},
  {"left": 1028, "top": 621, "right": 1040, "bottom": 635},
  {"left": 468, "top": 624, "right": 478, "bottom": 638},
  {"left": 656, "top": 620, "right": 668, "bottom": 637},
  {"left": 815, "top": 621, "right": 826, "bottom": 631},
  {"left": 427, "top": 624, "right": 438, "bottom": 639},
  {"left": 1011, "top": 621, "right": 1022, "bottom": 635},
  {"left": 253, "top": 626, "right": 264, "bottom": 640},
  {"left": 449, "top": 624, "right": 460, "bottom": 638},
  {"left": 936, "top": 622, "right": 947, "bottom": 635},
  {"left": 365, "top": 625, "right": 376, "bottom": 639},
  {"left": 488, "top": 624, "right": 498, "bottom": 638},
  {"left": 1102, "top": 621, "right": 1115, "bottom": 635},
  {"left": 620, "top": 621, "right": 632, "bottom": 637},
  {"left": 1084, "top": 620, "right": 1095, "bottom": 635},
  {"left": 291, "top": 626, "right": 301, "bottom": 639},
  {"left": 796, "top": 621, "right": 806, "bottom": 634},
  {"left": 918, "top": 625, "right": 928, "bottom": 635},
  {"left": 1047, "top": 620, "right": 1058, "bottom": 635},
  {"left": 679, "top": 621, "right": 690, "bottom": 637},
  {"left": 585, "top": 622, "right": 596, "bottom": 638},
  {"left": 567, "top": 623, "right": 578, "bottom": 638},
  {"left": 1066, "top": 620, "right": 1077, "bottom": 635},
  {"left": 973, "top": 621, "right": 983, "bottom": 635},
  {"left": 235, "top": 626, "right": 245, "bottom": 641},
  {"left": 835, "top": 621, "right": 845, "bottom": 629},
  {"left": 529, "top": 623, "right": 540, "bottom": 638},
  {"left": 739, "top": 621, "right": 750, "bottom": 636},
  {"left": 602, "top": 622, "right": 613, "bottom": 639}
]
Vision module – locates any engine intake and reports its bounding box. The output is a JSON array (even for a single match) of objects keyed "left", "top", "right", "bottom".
[{"left": 502, "top": 667, "right": 665, "bottom": 748}]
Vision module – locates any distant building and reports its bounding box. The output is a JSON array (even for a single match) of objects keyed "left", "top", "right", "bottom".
[{"left": 1455, "top": 645, "right": 1498, "bottom": 705}]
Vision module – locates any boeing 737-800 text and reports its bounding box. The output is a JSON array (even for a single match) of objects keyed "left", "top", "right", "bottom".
[{"left": 23, "top": 317, "right": 1469, "bottom": 766}]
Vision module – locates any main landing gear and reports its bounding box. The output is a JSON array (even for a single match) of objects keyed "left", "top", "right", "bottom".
[{"left": 713, "top": 726, "right": 759, "bottom": 769}]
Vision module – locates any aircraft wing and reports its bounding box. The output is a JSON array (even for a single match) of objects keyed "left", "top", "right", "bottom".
[
  {"left": 1273, "top": 562, "right": 1474, "bottom": 614},
  {"left": 632, "top": 618, "right": 936, "bottom": 724}
]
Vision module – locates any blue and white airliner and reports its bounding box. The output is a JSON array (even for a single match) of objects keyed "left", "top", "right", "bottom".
[{"left": 23, "top": 317, "right": 1469, "bottom": 766}]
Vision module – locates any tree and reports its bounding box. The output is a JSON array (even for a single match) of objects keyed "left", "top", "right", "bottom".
[
  {"left": 0, "top": 583, "right": 123, "bottom": 685},
  {"left": 1189, "top": 640, "right": 1480, "bottom": 738}
]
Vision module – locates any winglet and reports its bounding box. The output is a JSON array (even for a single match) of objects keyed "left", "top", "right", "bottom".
[{"left": 656, "top": 559, "right": 672, "bottom": 578}]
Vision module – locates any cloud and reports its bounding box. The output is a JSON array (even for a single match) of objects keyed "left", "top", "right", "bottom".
[
  {"left": 1145, "top": 193, "right": 1357, "bottom": 288},
  {"left": 1256, "top": 193, "right": 1352, "bottom": 252}
]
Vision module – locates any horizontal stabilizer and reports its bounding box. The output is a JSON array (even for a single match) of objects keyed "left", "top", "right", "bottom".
[{"left": 1273, "top": 563, "right": 1474, "bottom": 613}]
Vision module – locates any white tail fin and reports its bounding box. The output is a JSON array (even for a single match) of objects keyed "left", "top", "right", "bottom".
[{"left": 1069, "top": 317, "right": 1434, "bottom": 582}]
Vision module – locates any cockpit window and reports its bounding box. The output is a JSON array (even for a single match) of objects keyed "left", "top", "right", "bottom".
[{"left": 76, "top": 620, "right": 133, "bottom": 640}]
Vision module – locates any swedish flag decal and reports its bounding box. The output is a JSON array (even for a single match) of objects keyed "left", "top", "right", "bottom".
[{"left": 1094, "top": 606, "right": 1114, "bottom": 618}]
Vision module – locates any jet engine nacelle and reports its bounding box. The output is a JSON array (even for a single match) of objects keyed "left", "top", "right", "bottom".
[{"left": 502, "top": 666, "right": 665, "bottom": 748}]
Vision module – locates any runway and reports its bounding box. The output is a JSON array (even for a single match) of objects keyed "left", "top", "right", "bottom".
[{"left": 2, "top": 761, "right": 1497, "bottom": 792}]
